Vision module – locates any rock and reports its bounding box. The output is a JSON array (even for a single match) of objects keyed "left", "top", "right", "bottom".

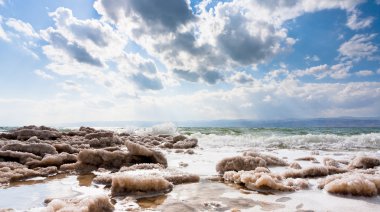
[
  {"left": 173, "top": 139, "right": 198, "bottom": 149},
  {"left": 216, "top": 156, "right": 266, "bottom": 174},
  {"left": 2, "top": 143, "right": 57, "bottom": 157}
]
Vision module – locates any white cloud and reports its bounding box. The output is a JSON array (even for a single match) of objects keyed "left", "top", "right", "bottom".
[
  {"left": 228, "top": 72, "right": 254, "bottom": 84},
  {"left": 6, "top": 18, "right": 39, "bottom": 38},
  {"left": 304, "top": 55, "right": 320, "bottom": 62},
  {"left": 338, "top": 34, "right": 378, "bottom": 62},
  {"left": 376, "top": 0, "right": 380, "bottom": 5},
  {"left": 0, "top": 16, "right": 10, "bottom": 42},
  {"left": 93, "top": 0, "right": 363, "bottom": 84},
  {"left": 34, "top": 69, "right": 54, "bottom": 80},
  {"left": 346, "top": 10, "right": 374, "bottom": 30},
  {"left": 293, "top": 63, "right": 351, "bottom": 80},
  {"left": 1, "top": 79, "right": 379, "bottom": 125},
  {"left": 59, "top": 80, "right": 87, "bottom": 96},
  {"left": 377, "top": 69, "right": 380, "bottom": 74},
  {"left": 0, "top": 0, "right": 4, "bottom": 6},
  {"left": 355, "top": 70, "right": 374, "bottom": 76}
]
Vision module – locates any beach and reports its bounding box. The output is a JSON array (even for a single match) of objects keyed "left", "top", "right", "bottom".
[{"left": 0, "top": 124, "right": 379, "bottom": 211}]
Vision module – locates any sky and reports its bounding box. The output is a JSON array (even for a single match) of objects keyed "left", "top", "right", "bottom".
[{"left": 0, "top": 0, "right": 379, "bottom": 125}]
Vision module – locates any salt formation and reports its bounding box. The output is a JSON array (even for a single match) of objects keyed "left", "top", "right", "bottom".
[
  {"left": 216, "top": 156, "right": 266, "bottom": 174},
  {"left": 1, "top": 143, "right": 58, "bottom": 157},
  {"left": 94, "top": 165, "right": 200, "bottom": 187},
  {"left": 216, "top": 151, "right": 289, "bottom": 174},
  {"left": 111, "top": 174, "right": 173, "bottom": 196},
  {"left": 53, "top": 143, "right": 79, "bottom": 154},
  {"left": 295, "top": 156, "right": 318, "bottom": 163},
  {"left": 243, "top": 151, "right": 288, "bottom": 166},
  {"left": 323, "top": 157, "right": 340, "bottom": 168},
  {"left": 119, "top": 163, "right": 164, "bottom": 171},
  {"left": 0, "top": 166, "right": 57, "bottom": 184},
  {"left": 282, "top": 166, "right": 346, "bottom": 178},
  {"left": 223, "top": 167, "right": 308, "bottom": 192},
  {"left": 172, "top": 138, "right": 198, "bottom": 149},
  {"left": 1, "top": 126, "right": 61, "bottom": 140},
  {"left": 319, "top": 172, "right": 380, "bottom": 196},
  {"left": 289, "top": 162, "right": 302, "bottom": 169},
  {"left": 348, "top": 156, "right": 380, "bottom": 169},
  {"left": 76, "top": 149, "right": 131, "bottom": 171},
  {"left": 0, "top": 150, "right": 41, "bottom": 164},
  {"left": 126, "top": 141, "right": 167, "bottom": 167},
  {"left": 26, "top": 153, "right": 77, "bottom": 168},
  {"left": 43, "top": 195, "right": 114, "bottom": 212}
]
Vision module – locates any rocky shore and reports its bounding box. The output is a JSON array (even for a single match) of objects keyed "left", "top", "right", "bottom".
[{"left": 0, "top": 126, "right": 380, "bottom": 211}]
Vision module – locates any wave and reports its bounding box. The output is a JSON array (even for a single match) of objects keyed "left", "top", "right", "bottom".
[{"left": 191, "top": 132, "right": 380, "bottom": 150}]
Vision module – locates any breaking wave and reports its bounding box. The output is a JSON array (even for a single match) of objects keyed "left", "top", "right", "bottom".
[{"left": 191, "top": 132, "right": 380, "bottom": 150}]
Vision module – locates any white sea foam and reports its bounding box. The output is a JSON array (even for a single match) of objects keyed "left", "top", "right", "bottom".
[
  {"left": 191, "top": 132, "right": 380, "bottom": 150},
  {"left": 133, "top": 122, "right": 177, "bottom": 136}
]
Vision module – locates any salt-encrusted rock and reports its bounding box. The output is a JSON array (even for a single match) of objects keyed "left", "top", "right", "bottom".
[
  {"left": 0, "top": 166, "right": 57, "bottom": 184},
  {"left": 126, "top": 141, "right": 167, "bottom": 167},
  {"left": 223, "top": 168, "right": 308, "bottom": 192},
  {"left": 289, "top": 162, "right": 302, "bottom": 169},
  {"left": 43, "top": 195, "right": 114, "bottom": 212},
  {"left": 53, "top": 144, "right": 79, "bottom": 154},
  {"left": 216, "top": 156, "right": 266, "bottom": 174},
  {"left": 84, "top": 132, "right": 113, "bottom": 140},
  {"left": 85, "top": 136, "right": 123, "bottom": 148},
  {"left": 295, "top": 156, "right": 318, "bottom": 163},
  {"left": 7, "top": 126, "right": 61, "bottom": 140},
  {"left": 243, "top": 151, "right": 288, "bottom": 166},
  {"left": 173, "top": 138, "right": 198, "bottom": 149},
  {"left": 323, "top": 157, "right": 340, "bottom": 168},
  {"left": 2, "top": 143, "right": 57, "bottom": 157},
  {"left": 349, "top": 156, "right": 380, "bottom": 169},
  {"left": 120, "top": 163, "right": 164, "bottom": 171},
  {"left": 111, "top": 174, "right": 173, "bottom": 196},
  {"left": 173, "top": 135, "right": 187, "bottom": 142},
  {"left": 94, "top": 166, "right": 199, "bottom": 186},
  {"left": 0, "top": 150, "right": 41, "bottom": 164},
  {"left": 79, "top": 126, "right": 97, "bottom": 133},
  {"left": 77, "top": 149, "right": 130, "bottom": 170},
  {"left": 319, "top": 172, "right": 380, "bottom": 197},
  {"left": 282, "top": 166, "right": 347, "bottom": 178},
  {"left": 26, "top": 153, "right": 77, "bottom": 168}
]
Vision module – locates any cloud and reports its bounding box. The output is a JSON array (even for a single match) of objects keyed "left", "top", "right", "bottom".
[
  {"left": 304, "top": 55, "right": 320, "bottom": 62},
  {"left": 355, "top": 70, "right": 374, "bottom": 77},
  {"left": 2, "top": 78, "right": 379, "bottom": 125},
  {"left": 6, "top": 18, "right": 39, "bottom": 38},
  {"left": 0, "top": 0, "right": 4, "bottom": 6},
  {"left": 34, "top": 69, "right": 54, "bottom": 80},
  {"left": 293, "top": 63, "right": 351, "bottom": 80},
  {"left": 229, "top": 72, "right": 255, "bottom": 84},
  {"left": 93, "top": 0, "right": 364, "bottom": 84},
  {"left": 0, "top": 16, "right": 10, "bottom": 42},
  {"left": 338, "top": 34, "right": 378, "bottom": 62},
  {"left": 59, "top": 80, "right": 87, "bottom": 95},
  {"left": 346, "top": 10, "right": 374, "bottom": 30},
  {"left": 44, "top": 30, "right": 103, "bottom": 67},
  {"left": 41, "top": 7, "right": 127, "bottom": 69},
  {"left": 131, "top": 73, "right": 163, "bottom": 90}
]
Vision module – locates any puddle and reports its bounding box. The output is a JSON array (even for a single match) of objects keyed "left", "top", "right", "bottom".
[{"left": 0, "top": 174, "right": 99, "bottom": 210}]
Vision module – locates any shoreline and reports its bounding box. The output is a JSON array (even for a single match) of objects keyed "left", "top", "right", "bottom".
[{"left": 0, "top": 125, "right": 380, "bottom": 211}]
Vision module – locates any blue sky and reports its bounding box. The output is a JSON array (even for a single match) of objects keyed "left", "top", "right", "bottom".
[{"left": 0, "top": 0, "right": 379, "bottom": 125}]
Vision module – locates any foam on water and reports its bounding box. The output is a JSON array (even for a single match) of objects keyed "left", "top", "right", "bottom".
[{"left": 191, "top": 132, "right": 380, "bottom": 150}]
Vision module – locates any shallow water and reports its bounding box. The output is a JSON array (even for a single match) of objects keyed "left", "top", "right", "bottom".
[{"left": 1, "top": 126, "right": 380, "bottom": 211}]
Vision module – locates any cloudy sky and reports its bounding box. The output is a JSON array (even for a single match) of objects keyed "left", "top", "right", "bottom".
[{"left": 0, "top": 0, "right": 379, "bottom": 125}]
